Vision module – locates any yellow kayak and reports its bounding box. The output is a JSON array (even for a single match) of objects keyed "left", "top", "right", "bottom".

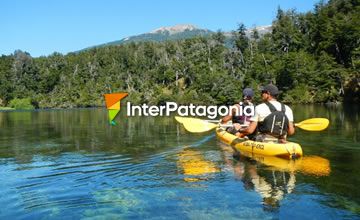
[{"left": 216, "top": 127, "right": 303, "bottom": 159}]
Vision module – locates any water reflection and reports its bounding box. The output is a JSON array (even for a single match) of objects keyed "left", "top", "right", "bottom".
[
  {"left": 238, "top": 152, "right": 331, "bottom": 177},
  {"left": 0, "top": 108, "right": 187, "bottom": 163},
  {"left": 292, "top": 104, "right": 359, "bottom": 142},
  {"left": 219, "top": 143, "right": 331, "bottom": 211},
  {"left": 220, "top": 145, "right": 292, "bottom": 210},
  {"left": 177, "top": 148, "right": 219, "bottom": 182},
  {"left": 0, "top": 105, "right": 358, "bottom": 219}
]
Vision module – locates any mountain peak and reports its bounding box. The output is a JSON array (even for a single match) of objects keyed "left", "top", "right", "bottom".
[
  {"left": 80, "top": 24, "right": 271, "bottom": 52},
  {"left": 149, "top": 24, "right": 199, "bottom": 34}
]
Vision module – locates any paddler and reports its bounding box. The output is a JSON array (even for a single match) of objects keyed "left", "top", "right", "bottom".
[
  {"left": 220, "top": 88, "right": 254, "bottom": 137},
  {"left": 239, "top": 84, "right": 295, "bottom": 143}
]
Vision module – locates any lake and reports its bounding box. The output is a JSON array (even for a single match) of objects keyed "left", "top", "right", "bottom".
[{"left": 0, "top": 104, "right": 359, "bottom": 219}]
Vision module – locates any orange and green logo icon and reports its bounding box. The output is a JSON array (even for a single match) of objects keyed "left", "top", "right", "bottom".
[{"left": 103, "top": 93, "right": 128, "bottom": 125}]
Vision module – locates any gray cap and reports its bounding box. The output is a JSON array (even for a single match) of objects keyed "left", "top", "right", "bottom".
[
  {"left": 243, "top": 88, "right": 254, "bottom": 98},
  {"left": 260, "top": 84, "right": 280, "bottom": 96}
]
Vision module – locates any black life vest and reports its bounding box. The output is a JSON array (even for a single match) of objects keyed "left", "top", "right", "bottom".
[{"left": 258, "top": 102, "right": 289, "bottom": 137}]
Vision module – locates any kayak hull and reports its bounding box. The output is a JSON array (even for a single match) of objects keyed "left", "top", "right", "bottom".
[{"left": 216, "top": 128, "right": 303, "bottom": 159}]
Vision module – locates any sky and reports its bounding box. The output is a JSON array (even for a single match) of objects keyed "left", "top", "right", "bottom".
[{"left": 0, "top": 0, "right": 320, "bottom": 57}]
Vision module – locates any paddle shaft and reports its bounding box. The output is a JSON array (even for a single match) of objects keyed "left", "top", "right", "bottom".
[
  {"left": 204, "top": 119, "right": 248, "bottom": 128},
  {"left": 175, "top": 116, "right": 329, "bottom": 133},
  {"left": 219, "top": 124, "right": 248, "bottom": 128}
]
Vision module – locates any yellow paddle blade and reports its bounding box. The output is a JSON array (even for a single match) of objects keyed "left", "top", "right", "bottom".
[
  {"left": 295, "top": 118, "right": 329, "bottom": 131},
  {"left": 174, "top": 116, "right": 186, "bottom": 124},
  {"left": 175, "top": 116, "right": 218, "bottom": 133}
]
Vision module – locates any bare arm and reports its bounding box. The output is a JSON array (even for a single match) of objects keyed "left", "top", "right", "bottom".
[
  {"left": 287, "top": 122, "right": 295, "bottom": 135},
  {"left": 221, "top": 114, "right": 232, "bottom": 124},
  {"left": 221, "top": 104, "right": 238, "bottom": 124},
  {"left": 241, "top": 121, "right": 258, "bottom": 134}
]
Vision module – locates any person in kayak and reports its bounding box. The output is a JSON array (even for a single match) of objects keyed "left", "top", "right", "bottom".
[
  {"left": 239, "top": 84, "right": 295, "bottom": 143},
  {"left": 220, "top": 88, "right": 254, "bottom": 137}
]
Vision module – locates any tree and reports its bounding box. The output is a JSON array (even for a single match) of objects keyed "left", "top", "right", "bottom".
[{"left": 234, "top": 23, "right": 249, "bottom": 53}]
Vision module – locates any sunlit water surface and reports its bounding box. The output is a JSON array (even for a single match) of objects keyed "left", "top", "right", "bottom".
[{"left": 0, "top": 104, "right": 359, "bottom": 219}]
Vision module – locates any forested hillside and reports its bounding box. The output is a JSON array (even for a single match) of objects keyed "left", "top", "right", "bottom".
[{"left": 0, "top": 0, "right": 359, "bottom": 109}]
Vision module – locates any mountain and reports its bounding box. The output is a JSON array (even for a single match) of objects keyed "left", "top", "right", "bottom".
[
  {"left": 81, "top": 24, "right": 272, "bottom": 50},
  {"left": 93, "top": 24, "right": 213, "bottom": 48}
]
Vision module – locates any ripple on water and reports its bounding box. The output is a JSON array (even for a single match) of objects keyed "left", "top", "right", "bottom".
[{"left": 0, "top": 106, "right": 359, "bottom": 219}]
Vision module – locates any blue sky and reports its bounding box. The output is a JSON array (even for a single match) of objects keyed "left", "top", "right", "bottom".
[{"left": 1, "top": 0, "right": 320, "bottom": 57}]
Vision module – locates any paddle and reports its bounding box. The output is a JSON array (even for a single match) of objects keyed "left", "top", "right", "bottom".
[
  {"left": 294, "top": 118, "right": 329, "bottom": 131},
  {"left": 175, "top": 116, "right": 218, "bottom": 133},
  {"left": 175, "top": 116, "right": 240, "bottom": 133},
  {"left": 175, "top": 116, "right": 329, "bottom": 133}
]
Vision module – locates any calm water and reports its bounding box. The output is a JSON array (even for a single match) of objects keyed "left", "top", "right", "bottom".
[{"left": 0, "top": 104, "right": 359, "bottom": 219}]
